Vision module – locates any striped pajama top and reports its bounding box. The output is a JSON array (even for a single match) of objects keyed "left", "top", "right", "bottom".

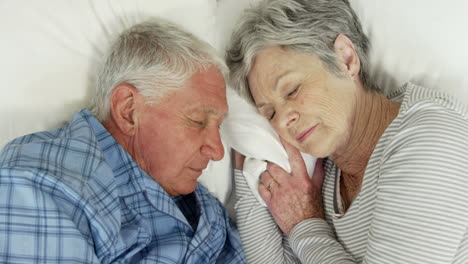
[{"left": 234, "top": 83, "right": 468, "bottom": 263}]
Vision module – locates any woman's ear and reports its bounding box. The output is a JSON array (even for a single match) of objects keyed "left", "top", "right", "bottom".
[
  {"left": 109, "top": 83, "right": 139, "bottom": 136},
  {"left": 334, "top": 34, "right": 360, "bottom": 80}
]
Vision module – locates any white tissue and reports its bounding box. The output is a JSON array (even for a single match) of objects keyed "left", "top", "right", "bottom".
[{"left": 221, "top": 88, "right": 317, "bottom": 206}]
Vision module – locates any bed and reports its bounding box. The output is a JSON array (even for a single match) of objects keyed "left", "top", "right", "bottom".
[{"left": 1, "top": 0, "right": 467, "bottom": 215}]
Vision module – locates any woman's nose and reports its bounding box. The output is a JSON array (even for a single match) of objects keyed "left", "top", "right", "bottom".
[{"left": 275, "top": 105, "right": 299, "bottom": 129}]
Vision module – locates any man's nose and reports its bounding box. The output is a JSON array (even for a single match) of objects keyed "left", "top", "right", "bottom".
[{"left": 201, "top": 126, "right": 225, "bottom": 161}]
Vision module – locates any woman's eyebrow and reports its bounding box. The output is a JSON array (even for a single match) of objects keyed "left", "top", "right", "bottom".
[
  {"left": 274, "top": 71, "right": 293, "bottom": 91},
  {"left": 256, "top": 71, "right": 294, "bottom": 109}
]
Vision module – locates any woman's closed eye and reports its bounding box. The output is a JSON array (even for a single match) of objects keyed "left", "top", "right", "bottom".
[{"left": 287, "top": 85, "right": 300, "bottom": 97}]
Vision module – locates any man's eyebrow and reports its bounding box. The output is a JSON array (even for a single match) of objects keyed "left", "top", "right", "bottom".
[
  {"left": 201, "top": 109, "right": 228, "bottom": 119},
  {"left": 255, "top": 71, "right": 292, "bottom": 109},
  {"left": 189, "top": 107, "right": 228, "bottom": 119}
]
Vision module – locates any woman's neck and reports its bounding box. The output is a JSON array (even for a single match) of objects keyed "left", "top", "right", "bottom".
[{"left": 332, "top": 90, "right": 401, "bottom": 181}]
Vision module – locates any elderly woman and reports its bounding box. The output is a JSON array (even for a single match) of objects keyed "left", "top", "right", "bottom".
[{"left": 226, "top": 0, "right": 468, "bottom": 263}]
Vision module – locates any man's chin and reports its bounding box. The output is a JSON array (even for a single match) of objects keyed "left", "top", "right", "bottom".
[{"left": 170, "top": 182, "right": 198, "bottom": 197}]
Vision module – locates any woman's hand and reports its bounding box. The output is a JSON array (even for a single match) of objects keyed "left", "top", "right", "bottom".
[{"left": 259, "top": 138, "right": 325, "bottom": 236}]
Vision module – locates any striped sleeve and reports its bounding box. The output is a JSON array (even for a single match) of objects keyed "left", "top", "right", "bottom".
[
  {"left": 234, "top": 170, "right": 300, "bottom": 263},
  {"left": 364, "top": 105, "right": 468, "bottom": 263},
  {"left": 289, "top": 219, "right": 355, "bottom": 263}
]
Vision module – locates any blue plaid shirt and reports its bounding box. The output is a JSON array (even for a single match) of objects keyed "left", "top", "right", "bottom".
[{"left": 0, "top": 109, "right": 246, "bottom": 263}]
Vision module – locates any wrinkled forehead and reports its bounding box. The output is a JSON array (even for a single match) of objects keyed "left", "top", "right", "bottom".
[
  {"left": 247, "top": 47, "right": 292, "bottom": 96},
  {"left": 178, "top": 67, "right": 228, "bottom": 113}
]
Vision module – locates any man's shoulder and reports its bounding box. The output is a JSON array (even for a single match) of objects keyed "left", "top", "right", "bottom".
[
  {"left": 0, "top": 111, "right": 112, "bottom": 197},
  {"left": 0, "top": 113, "right": 120, "bottom": 239}
]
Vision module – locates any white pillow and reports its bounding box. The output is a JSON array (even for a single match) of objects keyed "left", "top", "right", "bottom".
[{"left": 350, "top": 0, "right": 468, "bottom": 101}]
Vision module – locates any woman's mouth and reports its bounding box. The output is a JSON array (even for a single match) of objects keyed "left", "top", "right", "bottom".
[{"left": 296, "top": 124, "right": 318, "bottom": 143}]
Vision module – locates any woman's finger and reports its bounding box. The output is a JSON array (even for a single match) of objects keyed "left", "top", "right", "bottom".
[
  {"left": 261, "top": 168, "right": 281, "bottom": 191},
  {"left": 258, "top": 183, "right": 272, "bottom": 204},
  {"left": 280, "top": 137, "right": 307, "bottom": 176},
  {"left": 266, "top": 162, "right": 289, "bottom": 184},
  {"left": 260, "top": 170, "right": 273, "bottom": 186}
]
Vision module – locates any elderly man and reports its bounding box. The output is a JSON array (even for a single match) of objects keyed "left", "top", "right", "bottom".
[{"left": 0, "top": 18, "right": 246, "bottom": 263}]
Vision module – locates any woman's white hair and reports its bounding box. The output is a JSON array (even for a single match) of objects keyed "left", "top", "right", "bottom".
[
  {"left": 226, "top": 0, "right": 378, "bottom": 103},
  {"left": 91, "top": 17, "right": 227, "bottom": 121}
]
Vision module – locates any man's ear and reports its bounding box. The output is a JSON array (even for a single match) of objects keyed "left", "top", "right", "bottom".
[
  {"left": 334, "top": 34, "right": 360, "bottom": 80},
  {"left": 109, "top": 83, "right": 139, "bottom": 136}
]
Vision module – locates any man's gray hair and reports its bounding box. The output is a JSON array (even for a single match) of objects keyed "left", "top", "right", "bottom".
[
  {"left": 91, "top": 17, "right": 227, "bottom": 121},
  {"left": 226, "top": 0, "right": 378, "bottom": 103}
]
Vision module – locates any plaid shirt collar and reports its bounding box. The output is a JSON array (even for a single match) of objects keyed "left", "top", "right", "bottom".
[{"left": 81, "top": 109, "right": 191, "bottom": 226}]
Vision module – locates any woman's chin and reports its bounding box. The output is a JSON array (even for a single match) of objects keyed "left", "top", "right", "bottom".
[{"left": 302, "top": 141, "right": 332, "bottom": 158}]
